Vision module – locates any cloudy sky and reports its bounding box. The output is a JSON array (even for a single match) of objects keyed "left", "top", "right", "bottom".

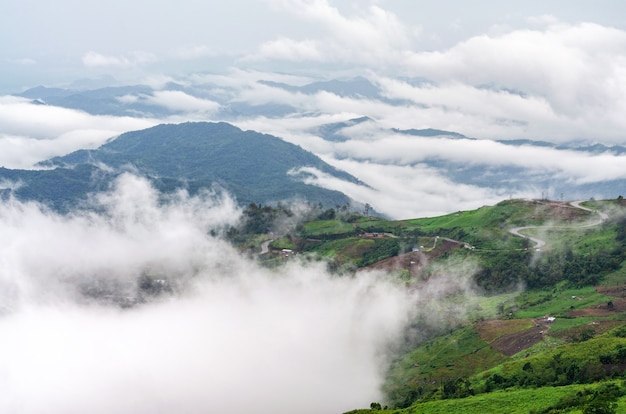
[
  {"left": 3, "top": 0, "right": 625, "bottom": 90},
  {"left": 2, "top": 0, "right": 626, "bottom": 218}
]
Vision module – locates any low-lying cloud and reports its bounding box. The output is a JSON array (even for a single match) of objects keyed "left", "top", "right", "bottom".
[
  {"left": 0, "top": 174, "right": 433, "bottom": 413},
  {"left": 243, "top": 4, "right": 626, "bottom": 144},
  {"left": 292, "top": 163, "right": 510, "bottom": 219},
  {"left": 144, "top": 90, "right": 221, "bottom": 115},
  {"left": 240, "top": 110, "right": 625, "bottom": 218},
  {"left": 0, "top": 96, "right": 155, "bottom": 169}
]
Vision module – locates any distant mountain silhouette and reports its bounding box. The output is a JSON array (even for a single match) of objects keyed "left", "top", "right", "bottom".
[
  {"left": 392, "top": 127, "right": 468, "bottom": 139},
  {"left": 0, "top": 122, "right": 361, "bottom": 210}
]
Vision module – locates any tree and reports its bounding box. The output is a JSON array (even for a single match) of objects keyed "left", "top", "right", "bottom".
[
  {"left": 583, "top": 399, "right": 617, "bottom": 414},
  {"left": 442, "top": 377, "right": 474, "bottom": 399},
  {"left": 582, "top": 383, "right": 623, "bottom": 414}
]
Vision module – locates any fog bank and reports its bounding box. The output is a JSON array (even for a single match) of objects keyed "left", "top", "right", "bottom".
[{"left": 0, "top": 174, "right": 418, "bottom": 414}]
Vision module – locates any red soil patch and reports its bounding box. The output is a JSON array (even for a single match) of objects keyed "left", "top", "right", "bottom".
[
  {"left": 491, "top": 328, "right": 545, "bottom": 356},
  {"left": 567, "top": 297, "right": 626, "bottom": 317},
  {"left": 365, "top": 251, "right": 428, "bottom": 277},
  {"left": 478, "top": 318, "right": 554, "bottom": 357},
  {"left": 491, "top": 318, "right": 550, "bottom": 356},
  {"left": 530, "top": 201, "right": 589, "bottom": 222},
  {"left": 475, "top": 319, "right": 533, "bottom": 342},
  {"left": 363, "top": 239, "right": 461, "bottom": 277},
  {"left": 596, "top": 285, "right": 626, "bottom": 298}
]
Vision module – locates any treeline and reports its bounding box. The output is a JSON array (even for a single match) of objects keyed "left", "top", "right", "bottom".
[
  {"left": 531, "top": 382, "right": 622, "bottom": 414},
  {"left": 526, "top": 247, "right": 623, "bottom": 288},
  {"left": 472, "top": 332, "right": 626, "bottom": 401},
  {"left": 400, "top": 335, "right": 626, "bottom": 412},
  {"left": 473, "top": 245, "right": 624, "bottom": 292}
]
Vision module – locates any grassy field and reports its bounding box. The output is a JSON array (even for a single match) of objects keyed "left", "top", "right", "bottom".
[
  {"left": 400, "top": 199, "right": 593, "bottom": 232},
  {"left": 603, "top": 265, "right": 626, "bottom": 286},
  {"left": 401, "top": 385, "right": 591, "bottom": 414},
  {"left": 269, "top": 236, "right": 296, "bottom": 250},
  {"left": 401, "top": 383, "right": 626, "bottom": 414},
  {"left": 514, "top": 285, "right": 611, "bottom": 318},
  {"left": 307, "top": 237, "right": 374, "bottom": 260},
  {"left": 300, "top": 219, "right": 354, "bottom": 236},
  {"left": 349, "top": 383, "right": 626, "bottom": 414},
  {"left": 384, "top": 326, "right": 508, "bottom": 407}
]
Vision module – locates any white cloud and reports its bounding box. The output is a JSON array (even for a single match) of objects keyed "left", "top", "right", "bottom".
[
  {"left": 82, "top": 51, "right": 157, "bottom": 68},
  {"left": 237, "top": 108, "right": 626, "bottom": 218},
  {"left": 326, "top": 133, "right": 626, "bottom": 185},
  {"left": 145, "top": 91, "right": 221, "bottom": 115},
  {"left": 255, "top": 37, "right": 323, "bottom": 61},
  {"left": 0, "top": 96, "right": 155, "bottom": 169},
  {"left": 189, "top": 68, "right": 315, "bottom": 89},
  {"left": 116, "top": 94, "right": 140, "bottom": 104},
  {"left": 292, "top": 162, "right": 510, "bottom": 219},
  {"left": 404, "top": 22, "right": 626, "bottom": 137},
  {"left": 229, "top": 58, "right": 626, "bottom": 144},
  {"left": 0, "top": 174, "right": 428, "bottom": 414},
  {"left": 255, "top": 0, "right": 419, "bottom": 64},
  {"left": 240, "top": 10, "right": 626, "bottom": 144}
]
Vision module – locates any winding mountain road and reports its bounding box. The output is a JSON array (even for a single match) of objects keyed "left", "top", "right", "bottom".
[
  {"left": 509, "top": 201, "right": 608, "bottom": 250},
  {"left": 509, "top": 225, "right": 548, "bottom": 250}
]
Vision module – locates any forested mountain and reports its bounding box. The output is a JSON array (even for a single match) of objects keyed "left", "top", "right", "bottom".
[{"left": 0, "top": 122, "right": 360, "bottom": 210}]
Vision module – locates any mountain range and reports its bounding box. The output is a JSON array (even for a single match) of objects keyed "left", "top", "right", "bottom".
[
  {"left": 0, "top": 122, "right": 359, "bottom": 211},
  {"left": 10, "top": 77, "right": 626, "bottom": 213}
]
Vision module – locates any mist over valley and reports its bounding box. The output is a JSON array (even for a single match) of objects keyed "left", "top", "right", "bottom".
[{"left": 2, "top": 1, "right": 626, "bottom": 413}]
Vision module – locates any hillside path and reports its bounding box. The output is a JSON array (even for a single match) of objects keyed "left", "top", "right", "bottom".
[
  {"left": 508, "top": 200, "right": 608, "bottom": 250},
  {"left": 260, "top": 239, "right": 273, "bottom": 255}
]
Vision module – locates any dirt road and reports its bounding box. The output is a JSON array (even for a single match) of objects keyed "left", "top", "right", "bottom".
[{"left": 509, "top": 200, "right": 608, "bottom": 250}]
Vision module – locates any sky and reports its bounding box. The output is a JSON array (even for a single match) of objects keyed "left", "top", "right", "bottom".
[
  {"left": 3, "top": 0, "right": 626, "bottom": 90},
  {"left": 2, "top": 0, "right": 626, "bottom": 218}
]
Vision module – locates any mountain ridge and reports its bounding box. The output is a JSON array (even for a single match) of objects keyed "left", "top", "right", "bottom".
[{"left": 1, "top": 122, "right": 361, "bottom": 210}]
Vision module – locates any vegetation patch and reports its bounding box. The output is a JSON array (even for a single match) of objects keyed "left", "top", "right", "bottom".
[
  {"left": 475, "top": 319, "right": 534, "bottom": 342},
  {"left": 514, "top": 285, "right": 611, "bottom": 319},
  {"left": 300, "top": 219, "right": 355, "bottom": 237}
]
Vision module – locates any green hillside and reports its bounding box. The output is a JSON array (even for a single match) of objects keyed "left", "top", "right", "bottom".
[{"left": 230, "top": 197, "right": 626, "bottom": 413}]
